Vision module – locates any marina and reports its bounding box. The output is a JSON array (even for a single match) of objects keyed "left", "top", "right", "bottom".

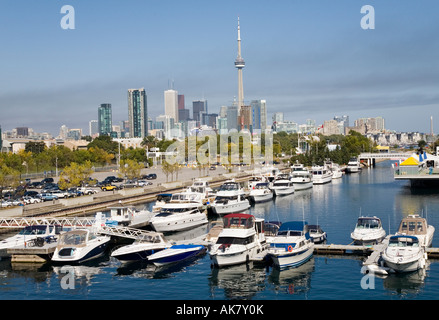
[{"left": 1, "top": 160, "right": 439, "bottom": 300}]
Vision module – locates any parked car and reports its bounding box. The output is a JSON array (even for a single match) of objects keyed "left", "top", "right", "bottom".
[
  {"left": 40, "top": 193, "right": 59, "bottom": 201},
  {"left": 22, "top": 196, "right": 42, "bottom": 205},
  {"left": 78, "top": 187, "right": 97, "bottom": 195},
  {"left": 144, "top": 173, "right": 157, "bottom": 180},
  {"left": 137, "top": 180, "right": 153, "bottom": 187},
  {"left": 101, "top": 184, "right": 117, "bottom": 191},
  {"left": 104, "top": 176, "right": 123, "bottom": 183},
  {"left": 40, "top": 177, "right": 54, "bottom": 184}
]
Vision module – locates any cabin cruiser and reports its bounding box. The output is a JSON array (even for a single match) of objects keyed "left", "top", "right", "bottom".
[
  {"left": 149, "top": 193, "right": 208, "bottom": 233},
  {"left": 260, "top": 165, "right": 281, "bottom": 182},
  {"left": 330, "top": 164, "right": 343, "bottom": 179},
  {"left": 249, "top": 182, "right": 274, "bottom": 203},
  {"left": 311, "top": 165, "right": 333, "bottom": 184},
  {"left": 346, "top": 157, "right": 361, "bottom": 173},
  {"left": 395, "top": 214, "right": 435, "bottom": 247},
  {"left": 350, "top": 216, "right": 386, "bottom": 245},
  {"left": 308, "top": 225, "right": 327, "bottom": 244},
  {"left": 268, "top": 221, "right": 314, "bottom": 269},
  {"left": 181, "top": 179, "right": 216, "bottom": 204},
  {"left": 148, "top": 244, "right": 206, "bottom": 267},
  {"left": 52, "top": 229, "right": 111, "bottom": 264},
  {"left": 0, "top": 225, "right": 62, "bottom": 259},
  {"left": 209, "top": 213, "right": 268, "bottom": 267},
  {"left": 110, "top": 231, "right": 170, "bottom": 263},
  {"left": 290, "top": 165, "right": 313, "bottom": 191},
  {"left": 210, "top": 181, "right": 250, "bottom": 215},
  {"left": 382, "top": 235, "right": 427, "bottom": 273},
  {"left": 247, "top": 175, "right": 268, "bottom": 189},
  {"left": 270, "top": 175, "right": 295, "bottom": 196},
  {"left": 105, "top": 204, "right": 154, "bottom": 228}
]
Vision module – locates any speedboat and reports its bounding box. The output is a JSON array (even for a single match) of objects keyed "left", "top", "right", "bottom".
[
  {"left": 209, "top": 213, "right": 268, "bottom": 267},
  {"left": 311, "top": 165, "right": 332, "bottom": 184},
  {"left": 0, "top": 225, "right": 62, "bottom": 259},
  {"left": 249, "top": 182, "right": 273, "bottom": 203},
  {"left": 346, "top": 157, "right": 361, "bottom": 173},
  {"left": 382, "top": 235, "right": 427, "bottom": 273},
  {"left": 51, "top": 229, "right": 111, "bottom": 264},
  {"left": 270, "top": 176, "right": 295, "bottom": 196},
  {"left": 330, "top": 164, "right": 343, "bottom": 179},
  {"left": 110, "top": 231, "right": 170, "bottom": 263},
  {"left": 268, "top": 221, "right": 314, "bottom": 269},
  {"left": 308, "top": 224, "right": 327, "bottom": 244},
  {"left": 210, "top": 181, "right": 250, "bottom": 215},
  {"left": 149, "top": 193, "right": 208, "bottom": 233},
  {"left": 148, "top": 244, "right": 206, "bottom": 267},
  {"left": 350, "top": 216, "right": 386, "bottom": 245},
  {"left": 395, "top": 214, "right": 435, "bottom": 247}
]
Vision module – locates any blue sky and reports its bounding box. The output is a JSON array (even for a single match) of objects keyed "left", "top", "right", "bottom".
[{"left": 1, "top": 0, "right": 439, "bottom": 136}]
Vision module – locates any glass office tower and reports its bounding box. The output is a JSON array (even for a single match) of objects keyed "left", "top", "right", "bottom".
[{"left": 128, "top": 88, "right": 148, "bottom": 138}]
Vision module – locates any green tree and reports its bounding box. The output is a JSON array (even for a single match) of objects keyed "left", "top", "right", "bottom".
[
  {"left": 119, "top": 159, "right": 143, "bottom": 180},
  {"left": 58, "top": 161, "right": 94, "bottom": 190}
]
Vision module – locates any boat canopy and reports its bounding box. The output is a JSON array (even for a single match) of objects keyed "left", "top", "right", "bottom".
[
  {"left": 223, "top": 213, "right": 254, "bottom": 229},
  {"left": 277, "top": 221, "right": 310, "bottom": 239},
  {"left": 218, "top": 182, "right": 239, "bottom": 191},
  {"left": 58, "top": 230, "right": 90, "bottom": 247}
]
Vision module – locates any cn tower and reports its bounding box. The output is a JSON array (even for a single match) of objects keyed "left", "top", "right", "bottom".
[{"left": 235, "top": 17, "right": 245, "bottom": 110}]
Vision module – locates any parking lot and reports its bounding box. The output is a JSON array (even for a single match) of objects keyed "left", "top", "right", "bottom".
[{"left": 1, "top": 164, "right": 233, "bottom": 209}]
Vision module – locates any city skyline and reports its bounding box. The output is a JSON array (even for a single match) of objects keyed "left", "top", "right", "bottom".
[{"left": 1, "top": 1, "right": 439, "bottom": 136}]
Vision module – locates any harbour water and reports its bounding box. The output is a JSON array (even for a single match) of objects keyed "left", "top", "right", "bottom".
[{"left": 1, "top": 160, "right": 439, "bottom": 301}]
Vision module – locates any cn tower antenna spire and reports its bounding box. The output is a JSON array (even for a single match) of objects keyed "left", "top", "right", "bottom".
[{"left": 235, "top": 16, "right": 245, "bottom": 111}]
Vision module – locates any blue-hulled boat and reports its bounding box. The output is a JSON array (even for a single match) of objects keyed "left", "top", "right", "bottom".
[
  {"left": 148, "top": 244, "right": 206, "bottom": 267},
  {"left": 268, "top": 221, "right": 314, "bottom": 269}
]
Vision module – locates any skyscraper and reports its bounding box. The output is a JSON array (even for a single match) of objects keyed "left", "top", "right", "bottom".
[
  {"left": 98, "top": 103, "right": 112, "bottom": 136},
  {"left": 164, "top": 89, "right": 178, "bottom": 123},
  {"left": 128, "top": 88, "right": 148, "bottom": 138},
  {"left": 235, "top": 17, "right": 245, "bottom": 111},
  {"left": 251, "top": 99, "right": 267, "bottom": 133},
  {"left": 193, "top": 100, "right": 207, "bottom": 126}
]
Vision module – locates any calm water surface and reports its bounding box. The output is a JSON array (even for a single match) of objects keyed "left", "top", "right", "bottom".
[{"left": 1, "top": 160, "right": 439, "bottom": 300}]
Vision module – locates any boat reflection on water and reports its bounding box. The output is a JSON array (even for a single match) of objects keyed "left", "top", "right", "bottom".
[
  {"left": 382, "top": 264, "right": 429, "bottom": 297},
  {"left": 114, "top": 250, "right": 207, "bottom": 279},
  {"left": 268, "top": 258, "right": 315, "bottom": 296},
  {"left": 209, "top": 263, "right": 266, "bottom": 299}
]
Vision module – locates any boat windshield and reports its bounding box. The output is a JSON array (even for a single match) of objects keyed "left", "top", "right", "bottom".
[
  {"left": 388, "top": 237, "right": 419, "bottom": 247},
  {"left": 218, "top": 183, "right": 239, "bottom": 191},
  {"left": 19, "top": 226, "right": 47, "bottom": 235},
  {"left": 215, "top": 196, "right": 238, "bottom": 201},
  {"left": 59, "top": 230, "right": 88, "bottom": 246},
  {"left": 277, "top": 230, "right": 302, "bottom": 237},
  {"left": 356, "top": 218, "right": 381, "bottom": 229},
  {"left": 399, "top": 220, "right": 425, "bottom": 235},
  {"left": 216, "top": 236, "right": 254, "bottom": 245},
  {"left": 273, "top": 182, "right": 290, "bottom": 187}
]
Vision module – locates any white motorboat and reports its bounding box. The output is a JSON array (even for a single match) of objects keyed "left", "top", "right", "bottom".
[
  {"left": 290, "top": 164, "right": 313, "bottom": 190},
  {"left": 148, "top": 244, "right": 206, "bottom": 267},
  {"left": 330, "top": 164, "right": 343, "bottom": 179},
  {"left": 249, "top": 182, "right": 273, "bottom": 203},
  {"left": 182, "top": 179, "right": 216, "bottom": 204},
  {"left": 350, "top": 216, "right": 386, "bottom": 245},
  {"left": 308, "top": 224, "right": 327, "bottom": 244},
  {"left": 110, "top": 231, "right": 170, "bottom": 263},
  {"left": 311, "top": 165, "right": 333, "bottom": 184},
  {"left": 346, "top": 157, "right": 361, "bottom": 173},
  {"left": 395, "top": 214, "right": 435, "bottom": 247},
  {"left": 260, "top": 165, "right": 281, "bottom": 182},
  {"left": 209, "top": 213, "right": 268, "bottom": 267},
  {"left": 270, "top": 176, "right": 295, "bottom": 196},
  {"left": 149, "top": 193, "right": 208, "bottom": 233},
  {"left": 105, "top": 204, "right": 154, "bottom": 228},
  {"left": 247, "top": 174, "right": 268, "bottom": 189},
  {"left": 0, "top": 225, "right": 62, "bottom": 259},
  {"left": 268, "top": 221, "right": 314, "bottom": 270},
  {"left": 382, "top": 235, "right": 427, "bottom": 273},
  {"left": 52, "top": 229, "right": 111, "bottom": 264},
  {"left": 210, "top": 181, "right": 250, "bottom": 215}
]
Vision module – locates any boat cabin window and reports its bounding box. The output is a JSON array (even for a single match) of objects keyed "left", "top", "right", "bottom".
[
  {"left": 277, "top": 230, "right": 302, "bottom": 237},
  {"left": 216, "top": 235, "right": 254, "bottom": 245},
  {"left": 400, "top": 221, "right": 425, "bottom": 234},
  {"left": 59, "top": 231, "right": 88, "bottom": 246},
  {"left": 223, "top": 216, "right": 254, "bottom": 229},
  {"left": 219, "top": 183, "right": 239, "bottom": 191}
]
